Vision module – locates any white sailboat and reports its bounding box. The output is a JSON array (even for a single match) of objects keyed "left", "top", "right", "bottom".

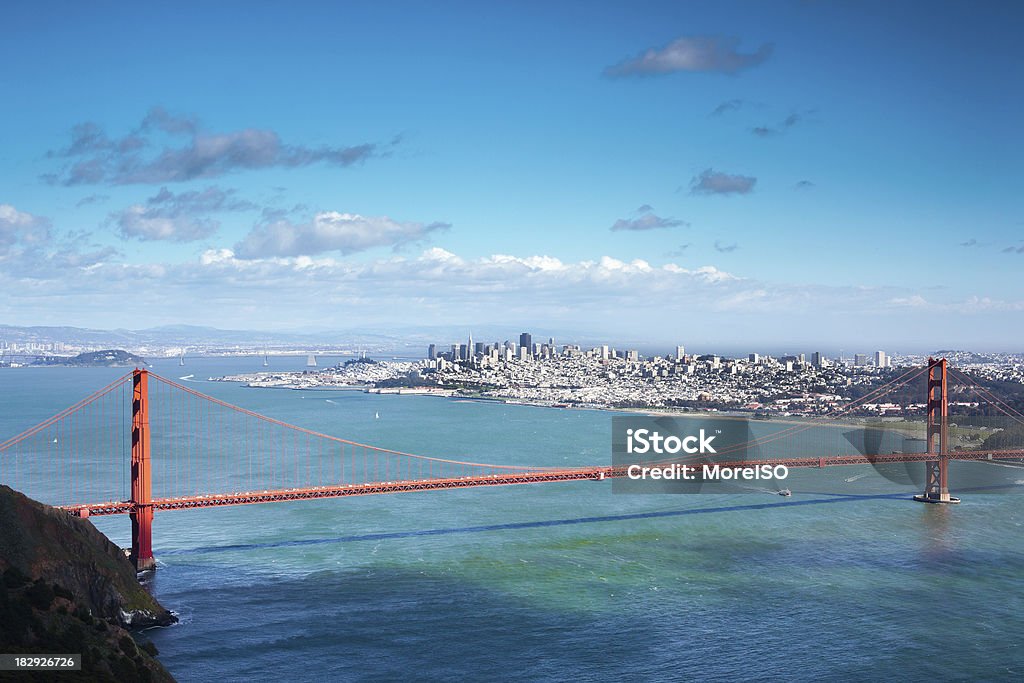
[
  {"left": 263, "top": 350, "right": 269, "bottom": 367},
  {"left": 179, "top": 350, "right": 185, "bottom": 366},
  {"left": 307, "top": 354, "right": 317, "bottom": 367}
]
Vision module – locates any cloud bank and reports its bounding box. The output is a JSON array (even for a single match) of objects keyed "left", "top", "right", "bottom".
[{"left": 2, "top": 227, "right": 1021, "bottom": 348}]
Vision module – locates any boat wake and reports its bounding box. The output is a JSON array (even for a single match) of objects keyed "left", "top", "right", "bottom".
[
  {"left": 739, "top": 485, "right": 781, "bottom": 495},
  {"left": 979, "top": 461, "right": 1024, "bottom": 469}
]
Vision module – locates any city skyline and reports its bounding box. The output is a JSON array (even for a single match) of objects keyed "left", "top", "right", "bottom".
[
  {"left": 1, "top": 2, "right": 1022, "bottom": 349},
  {"left": 425, "top": 329, "right": 892, "bottom": 368},
  {"left": 0, "top": 318, "right": 986, "bottom": 360}
]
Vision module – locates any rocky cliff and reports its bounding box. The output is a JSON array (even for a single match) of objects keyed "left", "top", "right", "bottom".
[{"left": 0, "top": 485, "right": 176, "bottom": 681}]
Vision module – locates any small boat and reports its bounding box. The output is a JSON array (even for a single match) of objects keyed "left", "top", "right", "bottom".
[
  {"left": 778, "top": 489, "right": 792, "bottom": 497},
  {"left": 375, "top": 411, "right": 380, "bottom": 419}
]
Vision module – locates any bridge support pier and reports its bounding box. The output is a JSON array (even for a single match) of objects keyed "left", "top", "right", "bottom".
[
  {"left": 129, "top": 369, "right": 157, "bottom": 571},
  {"left": 130, "top": 505, "right": 155, "bottom": 571},
  {"left": 914, "top": 358, "right": 960, "bottom": 505}
]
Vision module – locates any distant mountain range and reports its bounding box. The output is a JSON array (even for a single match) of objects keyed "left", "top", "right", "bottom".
[
  {"left": 2, "top": 323, "right": 981, "bottom": 358},
  {"left": 0, "top": 323, "right": 628, "bottom": 354},
  {"left": 0, "top": 323, "right": 411, "bottom": 351}
]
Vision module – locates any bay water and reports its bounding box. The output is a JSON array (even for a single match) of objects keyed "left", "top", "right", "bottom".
[{"left": 1, "top": 357, "right": 1022, "bottom": 681}]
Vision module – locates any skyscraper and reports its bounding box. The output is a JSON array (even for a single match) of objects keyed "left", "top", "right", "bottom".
[
  {"left": 676, "top": 345, "right": 685, "bottom": 360},
  {"left": 519, "top": 332, "right": 532, "bottom": 357},
  {"left": 875, "top": 351, "right": 887, "bottom": 368}
]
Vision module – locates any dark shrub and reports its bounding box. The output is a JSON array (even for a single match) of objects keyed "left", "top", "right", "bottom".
[
  {"left": 119, "top": 634, "right": 136, "bottom": 655},
  {"left": 2, "top": 566, "right": 31, "bottom": 588},
  {"left": 26, "top": 580, "right": 55, "bottom": 610}
]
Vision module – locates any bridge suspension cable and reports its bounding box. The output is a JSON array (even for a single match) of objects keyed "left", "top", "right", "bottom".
[
  {"left": 642, "top": 362, "right": 932, "bottom": 466},
  {"left": 0, "top": 373, "right": 132, "bottom": 452},
  {"left": 946, "top": 367, "right": 1024, "bottom": 427},
  {"left": 147, "top": 372, "right": 559, "bottom": 472}
]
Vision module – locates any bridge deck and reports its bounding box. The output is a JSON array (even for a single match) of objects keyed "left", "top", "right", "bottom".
[{"left": 63, "top": 450, "right": 1024, "bottom": 517}]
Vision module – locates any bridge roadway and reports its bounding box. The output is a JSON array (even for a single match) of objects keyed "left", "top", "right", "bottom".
[{"left": 62, "top": 449, "right": 1024, "bottom": 517}]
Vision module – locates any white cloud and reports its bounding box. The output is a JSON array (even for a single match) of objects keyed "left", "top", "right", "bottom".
[
  {"left": 610, "top": 212, "right": 688, "bottom": 231},
  {"left": 690, "top": 169, "right": 757, "bottom": 195},
  {"left": 3, "top": 240, "right": 1022, "bottom": 347},
  {"left": 0, "top": 204, "right": 40, "bottom": 229},
  {"left": 887, "top": 294, "right": 1024, "bottom": 313},
  {"left": 0, "top": 204, "right": 119, "bottom": 278},
  {"left": 199, "top": 248, "right": 236, "bottom": 265},
  {"left": 116, "top": 205, "right": 217, "bottom": 242},
  {"left": 234, "top": 212, "right": 451, "bottom": 258},
  {"left": 0, "top": 204, "right": 52, "bottom": 252},
  {"left": 605, "top": 37, "right": 773, "bottom": 77},
  {"left": 47, "top": 107, "right": 385, "bottom": 185},
  {"left": 112, "top": 186, "right": 254, "bottom": 242},
  {"left": 419, "top": 247, "right": 463, "bottom": 264},
  {"left": 888, "top": 295, "right": 929, "bottom": 308}
]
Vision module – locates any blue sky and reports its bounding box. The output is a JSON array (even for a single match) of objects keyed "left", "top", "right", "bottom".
[{"left": 1, "top": 1, "right": 1022, "bottom": 351}]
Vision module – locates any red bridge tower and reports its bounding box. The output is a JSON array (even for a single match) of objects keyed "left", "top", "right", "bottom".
[
  {"left": 129, "top": 369, "right": 156, "bottom": 570},
  {"left": 914, "top": 358, "right": 960, "bottom": 504}
]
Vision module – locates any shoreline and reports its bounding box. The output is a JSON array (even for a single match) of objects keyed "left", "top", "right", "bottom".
[{"left": 211, "top": 373, "right": 945, "bottom": 434}]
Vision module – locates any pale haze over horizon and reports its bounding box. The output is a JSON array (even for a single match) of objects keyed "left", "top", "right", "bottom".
[{"left": 1, "top": 1, "right": 1022, "bottom": 351}]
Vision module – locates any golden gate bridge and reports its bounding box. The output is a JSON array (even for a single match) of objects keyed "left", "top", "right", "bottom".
[{"left": 1, "top": 358, "right": 1023, "bottom": 571}]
